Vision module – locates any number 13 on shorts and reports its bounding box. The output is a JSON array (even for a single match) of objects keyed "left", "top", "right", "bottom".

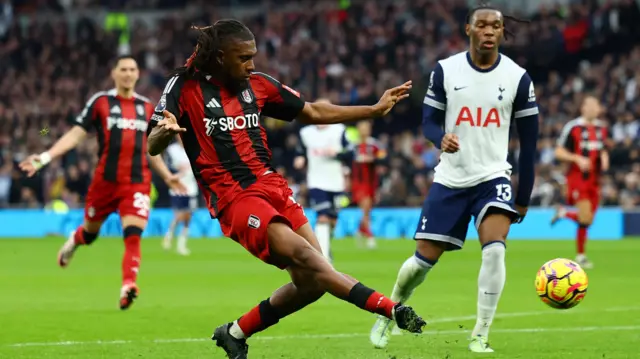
[{"left": 495, "top": 183, "right": 512, "bottom": 202}]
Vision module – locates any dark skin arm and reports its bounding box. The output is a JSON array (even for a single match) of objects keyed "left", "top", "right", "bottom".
[
  {"left": 297, "top": 81, "right": 412, "bottom": 125},
  {"left": 147, "top": 110, "right": 186, "bottom": 156}
]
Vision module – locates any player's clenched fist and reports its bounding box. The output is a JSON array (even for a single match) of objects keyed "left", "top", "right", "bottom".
[
  {"left": 157, "top": 110, "right": 187, "bottom": 134},
  {"left": 441, "top": 133, "right": 460, "bottom": 153}
]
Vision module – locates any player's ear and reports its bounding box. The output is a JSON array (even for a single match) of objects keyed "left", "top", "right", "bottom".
[
  {"left": 465, "top": 24, "right": 471, "bottom": 37},
  {"left": 216, "top": 50, "right": 224, "bottom": 67}
]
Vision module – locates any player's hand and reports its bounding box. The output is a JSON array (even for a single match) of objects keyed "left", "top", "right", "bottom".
[
  {"left": 574, "top": 156, "right": 591, "bottom": 172},
  {"left": 514, "top": 204, "right": 528, "bottom": 223},
  {"left": 165, "top": 174, "right": 188, "bottom": 196},
  {"left": 19, "top": 154, "right": 44, "bottom": 177},
  {"left": 441, "top": 134, "right": 460, "bottom": 153},
  {"left": 372, "top": 81, "right": 412, "bottom": 117},
  {"left": 157, "top": 110, "right": 186, "bottom": 134},
  {"left": 293, "top": 156, "right": 306, "bottom": 170}
]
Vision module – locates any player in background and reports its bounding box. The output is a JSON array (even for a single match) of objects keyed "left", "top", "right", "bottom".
[
  {"left": 163, "top": 137, "right": 198, "bottom": 255},
  {"left": 552, "top": 95, "right": 609, "bottom": 269},
  {"left": 294, "top": 98, "right": 350, "bottom": 261},
  {"left": 351, "top": 120, "right": 386, "bottom": 249},
  {"left": 19, "top": 56, "right": 185, "bottom": 310},
  {"left": 146, "top": 20, "right": 426, "bottom": 359},
  {"left": 370, "top": 6, "right": 538, "bottom": 353}
]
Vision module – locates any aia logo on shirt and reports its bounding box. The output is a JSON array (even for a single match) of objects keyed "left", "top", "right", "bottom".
[
  {"left": 248, "top": 215, "right": 261, "bottom": 229},
  {"left": 455, "top": 107, "right": 501, "bottom": 127}
]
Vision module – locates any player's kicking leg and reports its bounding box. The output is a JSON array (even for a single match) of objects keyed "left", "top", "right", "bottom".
[
  {"left": 211, "top": 195, "right": 425, "bottom": 358},
  {"left": 551, "top": 199, "right": 595, "bottom": 269}
]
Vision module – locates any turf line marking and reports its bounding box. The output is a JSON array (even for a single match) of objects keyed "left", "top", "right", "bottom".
[
  {"left": 8, "top": 306, "right": 640, "bottom": 348},
  {"left": 8, "top": 325, "right": 640, "bottom": 347}
]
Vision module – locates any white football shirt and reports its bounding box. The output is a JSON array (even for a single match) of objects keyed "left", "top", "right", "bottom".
[
  {"left": 424, "top": 51, "right": 539, "bottom": 188},
  {"left": 299, "top": 124, "right": 348, "bottom": 192},
  {"left": 166, "top": 142, "right": 199, "bottom": 197}
]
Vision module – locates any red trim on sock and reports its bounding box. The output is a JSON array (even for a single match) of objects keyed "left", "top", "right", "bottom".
[{"left": 365, "top": 292, "right": 396, "bottom": 319}]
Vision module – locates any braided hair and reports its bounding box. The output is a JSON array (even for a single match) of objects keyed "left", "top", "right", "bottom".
[
  {"left": 172, "top": 19, "right": 254, "bottom": 77},
  {"left": 465, "top": 3, "right": 530, "bottom": 40}
]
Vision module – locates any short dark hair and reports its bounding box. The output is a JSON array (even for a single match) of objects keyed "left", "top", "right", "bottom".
[
  {"left": 172, "top": 19, "right": 254, "bottom": 77},
  {"left": 112, "top": 55, "right": 137, "bottom": 68},
  {"left": 465, "top": 3, "right": 529, "bottom": 40}
]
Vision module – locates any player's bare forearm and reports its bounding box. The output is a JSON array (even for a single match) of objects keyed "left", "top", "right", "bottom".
[
  {"left": 601, "top": 150, "right": 610, "bottom": 171},
  {"left": 147, "top": 127, "right": 173, "bottom": 156},
  {"left": 297, "top": 102, "right": 377, "bottom": 125},
  {"left": 148, "top": 154, "right": 172, "bottom": 181},
  {"left": 554, "top": 146, "right": 579, "bottom": 163},
  {"left": 48, "top": 126, "right": 87, "bottom": 159}
]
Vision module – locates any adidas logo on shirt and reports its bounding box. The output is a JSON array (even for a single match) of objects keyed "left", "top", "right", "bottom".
[
  {"left": 207, "top": 98, "right": 220, "bottom": 108},
  {"left": 110, "top": 105, "right": 121, "bottom": 114}
]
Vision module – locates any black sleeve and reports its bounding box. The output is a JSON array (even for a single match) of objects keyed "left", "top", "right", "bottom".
[
  {"left": 556, "top": 123, "right": 576, "bottom": 151},
  {"left": 255, "top": 72, "right": 306, "bottom": 122},
  {"left": 74, "top": 92, "right": 103, "bottom": 131},
  {"left": 147, "top": 75, "right": 184, "bottom": 136}
]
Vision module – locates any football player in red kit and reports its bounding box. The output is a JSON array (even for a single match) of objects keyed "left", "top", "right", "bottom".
[{"left": 553, "top": 95, "right": 609, "bottom": 269}]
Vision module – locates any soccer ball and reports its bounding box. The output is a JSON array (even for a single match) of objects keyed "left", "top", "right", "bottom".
[{"left": 535, "top": 258, "right": 588, "bottom": 309}]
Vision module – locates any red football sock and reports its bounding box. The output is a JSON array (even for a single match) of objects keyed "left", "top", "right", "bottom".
[
  {"left": 577, "top": 225, "right": 587, "bottom": 255},
  {"left": 348, "top": 282, "right": 397, "bottom": 319},
  {"left": 565, "top": 211, "right": 579, "bottom": 223},
  {"left": 359, "top": 218, "right": 373, "bottom": 237},
  {"left": 73, "top": 226, "right": 98, "bottom": 245},
  {"left": 122, "top": 230, "right": 142, "bottom": 285},
  {"left": 237, "top": 299, "right": 281, "bottom": 338}
]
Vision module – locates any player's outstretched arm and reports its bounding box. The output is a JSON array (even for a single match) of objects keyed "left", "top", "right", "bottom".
[
  {"left": 297, "top": 81, "right": 412, "bottom": 125},
  {"left": 148, "top": 110, "right": 186, "bottom": 156},
  {"left": 19, "top": 126, "right": 87, "bottom": 177}
]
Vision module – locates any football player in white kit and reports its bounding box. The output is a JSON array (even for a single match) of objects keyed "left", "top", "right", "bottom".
[
  {"left": 371, "top": 6, "right": 539, "bottom": 352},
  {"left": 163, "top": 138, "right": 199, "bottom": 255},
  {"left": 294, "top": 99, "right": 350, "bottom": 262}
]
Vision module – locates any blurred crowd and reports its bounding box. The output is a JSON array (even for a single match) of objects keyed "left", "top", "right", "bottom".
[{"left": 1, "top": 0, "right": 640, "bottom": 209}]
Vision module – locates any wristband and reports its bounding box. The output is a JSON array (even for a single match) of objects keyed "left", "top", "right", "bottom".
[
  {"left": 32, "top": 152, "right": 52, "bottom": 170},
  {"left": 39, "top": 152, "right": 52, "bottom": 166}
]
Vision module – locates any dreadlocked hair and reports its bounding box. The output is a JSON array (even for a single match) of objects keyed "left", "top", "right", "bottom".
[
  {"left": 171, "top": 19, "right": 254, "bottom": 78},
  {"left": 465, "top": 3, "right": 530, "bottom": 40}
]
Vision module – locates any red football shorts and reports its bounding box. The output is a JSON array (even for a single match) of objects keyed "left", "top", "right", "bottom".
[
  {"left": 218, "top": 174, "right": 308, "bottom": 269},
  {"left": 566, "top": 180, "right": 599, "bottom": 212},
  {"left": 84, "top": 179, "right": 151, "bottom": 222},
  {"left": 351, "top": 183, "right": 375, "bottom": 204}
]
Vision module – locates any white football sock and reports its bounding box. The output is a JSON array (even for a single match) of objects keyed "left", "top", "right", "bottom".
[
  {"left": 177, "top": 226, "right": 189, "bottom": 250},
  {"left": 229, "top": 320, "right": 246, "bottom": 339},
  {"left": 164, "top": 219, "right": 178, "bottom": 246},
  {"left": 315, "top": 222, "right": 331, "bottom": 260},
  {"left": 472, "top": 242, "right": 506, "bottom": 338},
  {"left": 390, "top": 253, "right": 434, "bottom": 304}
]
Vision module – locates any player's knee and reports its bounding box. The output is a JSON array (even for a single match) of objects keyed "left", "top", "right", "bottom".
[
  {"left": 577, "top": 212, "right": 593, "bottom": 226},
  {"left": 123, "top": 226, "right": 143, "bottom": 241},
  {"left": 317, "top": 214, "right": 331, "bottom": 224},
  {"left": 416, "top": 240, "right": 446, "bottom": 262}
]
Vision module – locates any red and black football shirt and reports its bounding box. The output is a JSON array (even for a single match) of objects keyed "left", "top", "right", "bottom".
[
  {"left": 557, "top": 117, "right": 609, "bottom": 184},
  {"left": 75, "top": 89, "right": 154, "bottom": 184},
  {"left": 149, "top": 72, "right": 305, "bottom": 218}
]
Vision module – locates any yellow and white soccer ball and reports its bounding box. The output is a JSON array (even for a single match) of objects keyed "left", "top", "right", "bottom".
[{"left": 535, "top": 258, "right": 588, "bottom": 309}]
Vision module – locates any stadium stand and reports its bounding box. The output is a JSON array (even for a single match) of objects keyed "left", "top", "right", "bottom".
[{"left": 1, "top": 0, "right": 640, "bottom": 209}]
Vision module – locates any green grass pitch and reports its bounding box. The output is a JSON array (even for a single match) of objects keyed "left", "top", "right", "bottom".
[{"left": 1, "top": 237, "right": 639, "bottom": 358}]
